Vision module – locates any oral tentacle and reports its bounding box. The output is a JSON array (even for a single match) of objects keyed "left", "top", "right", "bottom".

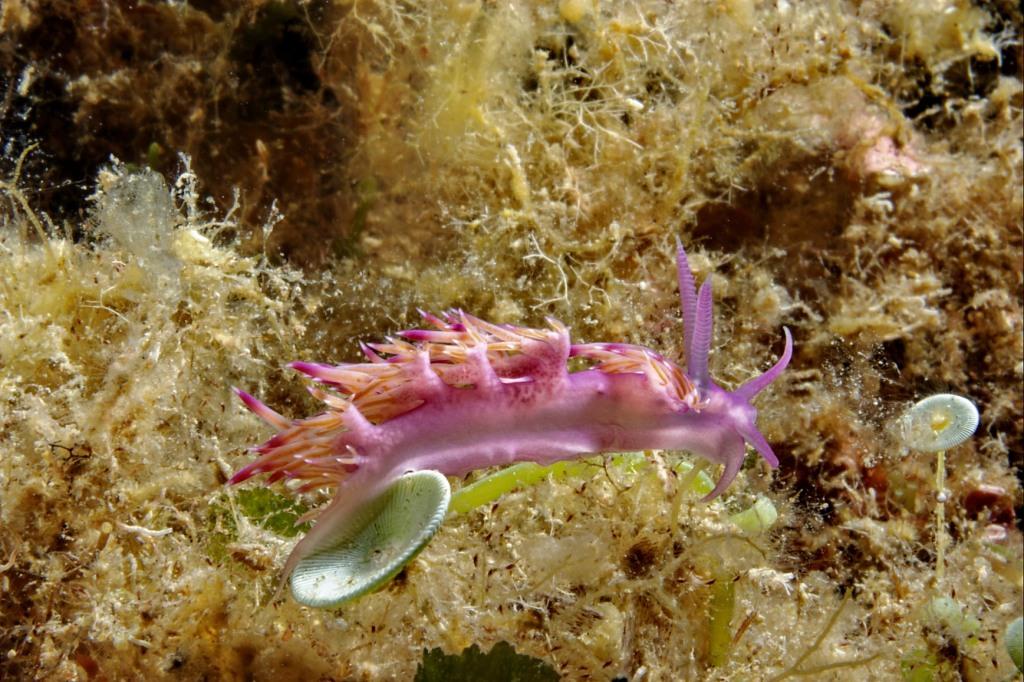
[
  {"left": 734, "top": 327, "right": 793, "bottom": 401},
  {"left": 702, "top": 437, "right": 746, "bottom": 502},
  {"left": 736, "top": 422, "right": 780, "bottom": 468}
]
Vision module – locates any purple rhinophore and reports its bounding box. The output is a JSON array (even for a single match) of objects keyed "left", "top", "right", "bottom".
[{"left": 232, "top": 244, "right": 793, "bottom": 583}]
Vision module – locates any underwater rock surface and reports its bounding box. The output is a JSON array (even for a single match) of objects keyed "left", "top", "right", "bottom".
[{"left": 1, "top": 1, "right": 1021, "bottom": 679}]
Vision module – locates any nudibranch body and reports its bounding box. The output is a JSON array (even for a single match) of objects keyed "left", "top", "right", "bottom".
[{"left": 232, "top": 244, "right": 792, "bottom": 585}]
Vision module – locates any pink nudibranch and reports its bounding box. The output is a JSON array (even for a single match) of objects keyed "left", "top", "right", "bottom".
[{"left": 232, "top": 244, "right": 793, "bottom": 584}]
